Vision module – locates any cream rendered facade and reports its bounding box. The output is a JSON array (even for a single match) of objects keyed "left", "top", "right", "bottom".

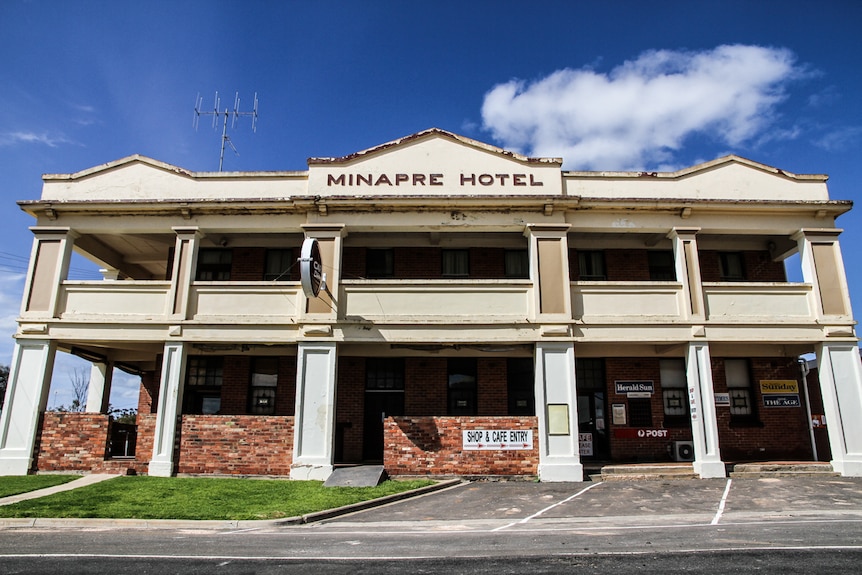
[{"left": 1, "top": 128, "right": 861, "bottom": 481}]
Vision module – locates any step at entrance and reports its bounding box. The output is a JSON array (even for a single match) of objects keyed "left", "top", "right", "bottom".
[
  {"left": 324, "top": 465, "right": 388, "bottom": 487},
  {"left": 598, "top": 463, "right": 697, "bottom": 481},
  {"left": 729, "top": 462, "right": 838, "bottom": 478}
]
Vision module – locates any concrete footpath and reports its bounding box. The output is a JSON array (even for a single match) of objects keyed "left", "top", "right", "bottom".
[{"left": 0, "top": 474, "right": 119, "bottom": 506}]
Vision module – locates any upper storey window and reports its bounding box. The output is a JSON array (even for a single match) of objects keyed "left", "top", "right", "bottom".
[
  {"left": 504, "top": 249, "right": 529, "bottom": 279},
  {"left": 719, "top": 252, "right": 746, "bottom": 281},
  {"left": 578, "top": 250, "right": 606, "bottom": 280},
  {"left": 648, "top": 250, "right": 676, "bottom": 280},
  {"left": 366, "top": 248, "right": 395, "bottom": 278},
  {"left": 197, "top": 249, "right": 232, "bottom": 281},
  {"left": 264, "top": 249, "right": 294, "bottom": 281},
  {"left": 442, "top": 249, "right": 470, "bottom": 277}
]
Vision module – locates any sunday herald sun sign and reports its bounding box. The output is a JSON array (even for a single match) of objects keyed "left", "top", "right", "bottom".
[{"left": 463, "top": 429, "right": 533, "bottom": 450}]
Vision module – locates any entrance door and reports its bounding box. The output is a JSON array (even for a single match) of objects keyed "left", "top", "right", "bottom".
[
  {"left": 363, "top": 391, "right": 404, "bottom": 462},
  {"left": 577, "top": 391, "right": 609, "bottom": 460}
]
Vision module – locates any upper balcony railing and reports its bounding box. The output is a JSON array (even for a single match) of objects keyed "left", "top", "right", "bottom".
[
  {"left": 339, "top": 279, "right": 534, "bottom": 322},
  {"left": 51, "top": 278, "right": 819, "bottom": 327}
]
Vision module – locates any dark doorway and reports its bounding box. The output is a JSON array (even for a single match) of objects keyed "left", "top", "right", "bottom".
[
  {"left": 577, "top": 391, "right": 609, "bottom": 460},
  {"left": 576, "top": 358, "right": 610, "bottom": 460},
  {"left": 363, "top": 358, "right": 405, "bottom": 462}
]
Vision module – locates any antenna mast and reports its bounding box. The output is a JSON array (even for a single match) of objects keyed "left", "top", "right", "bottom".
[{"left": 193, "top": 91, "right": 259, "bottom": 171}]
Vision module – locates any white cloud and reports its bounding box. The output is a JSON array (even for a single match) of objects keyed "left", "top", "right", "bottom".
[
  {"left": 481, "top": 45, "right": 803, "bottom": 170},
  {"left": 0, "top": 130, "right": 75, "bottom": 148}
]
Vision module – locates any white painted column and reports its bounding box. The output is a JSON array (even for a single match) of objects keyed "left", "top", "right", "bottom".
[
  {"left": 148, "top": 342, "right": 187, "bottom": 477},
  {"left": 85, "top": 362, "right": 113, "bottom": 413},
  {"left": 816, "top": 343, "right": 862, "bottom": 476},
  {"left": 291, "top": 341, "right": 338, "bottom": 480},
  {"left": 685, "top": 342, "right": 726, "bottom": 478},
  {"left": 0, "top": 340, "right": 57, "bottom": 475},
  {"left": 535, "top": 342, "right": 583, "bottom": 482}
]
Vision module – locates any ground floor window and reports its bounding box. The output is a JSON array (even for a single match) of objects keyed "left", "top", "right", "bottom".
[
  {"left": 661, "top": 359, "right": 689, "bottom": 426},
  {"left": 184, "top": 356, "right": 223, "bottom": 414},
  {"left": 248, "top": 357, "right": 278, "bottom": 415},
  {"left": 507, "top": 357, "right": 534, "bottom": 415},
  {"left": 726, "top": 358, "right": 757, "bottom": 423}
]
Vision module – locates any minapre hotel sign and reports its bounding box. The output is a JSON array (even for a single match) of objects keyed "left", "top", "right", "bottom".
[{"left": 325, "top": 172, "right": 546, "bottom": 187}]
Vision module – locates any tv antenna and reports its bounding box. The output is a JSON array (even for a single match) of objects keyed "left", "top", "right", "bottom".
[{"left": 193, "top": 91, "right": 259, "bottom": 171}]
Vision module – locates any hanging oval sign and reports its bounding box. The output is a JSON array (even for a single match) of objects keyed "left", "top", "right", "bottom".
[{"left": 299, "top": 237, "right": 324, "bottom": 298}]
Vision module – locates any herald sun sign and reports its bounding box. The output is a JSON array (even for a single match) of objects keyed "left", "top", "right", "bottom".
[{"left": 300, "top": 238, "right": 324, "bottom": 298}]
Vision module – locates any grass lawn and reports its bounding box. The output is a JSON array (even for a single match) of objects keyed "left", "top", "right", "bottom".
[
  {"left": 0, "top": 475, "right": 79, "bottom": 498},
  {"left": 0, "top": 476, "right": 435, "bottom": 521}
]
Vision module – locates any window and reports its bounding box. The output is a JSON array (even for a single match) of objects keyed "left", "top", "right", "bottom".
[
  {"left": 264, "top": 249, "right": 293, "bottom": 281},
  {"left": 442, "top": 249, "right": 470, "bottom": 277},
  {"left": 448, "top": 358, "right": 477, "bottom": 415},
  {"left": 196, "top": 249, "right": 232, "bottom": 281},
  {"left": 628, "top": 398, "right": 653, "bottom": 427},
  {"left": 648, "top": 250, "right": 676, "bottom": 280},
  {"left": 507, "top": 358, "right": 534, "bottom": 415},
  {"left": 576, "top": 358, "right": 606, "bottom": 390},
  {"left": 366, "top": 358, "right": 405, "bottom": 390},
  {"left": 366, "top": 248, "right": 394, "bottom": 278},
  {"left": 248, "top": 357, "right": 278, "bottom": 415},
  {"left": 184, "top": 356, "right": 223, "bottom": 414},
  {"left": 726, "top": 359, "right": 755, "bottom": 419},
  {"left": 504, "top": 249, "right": 529, "bottom": 279},
  {"left": 719, "top": 252, "right": 746, "bottom": 281},
  {"left": 578, "top": 250, "right": 606, "bottom": 280},
  {"left": 661, "top": 359, "right": 688, "bottom": 425}
]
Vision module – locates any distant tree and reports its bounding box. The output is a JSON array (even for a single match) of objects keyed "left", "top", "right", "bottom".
[
  {"left": 0, "top": 364, "right": 8, "bottom": 411},
  {"left": 56, "top": 367, "right": 89, "bottom": 412}
]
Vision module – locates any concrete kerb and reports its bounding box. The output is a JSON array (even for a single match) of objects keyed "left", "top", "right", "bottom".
[{"left": 0, "top": 477, "right": 466, "bottom": 530}]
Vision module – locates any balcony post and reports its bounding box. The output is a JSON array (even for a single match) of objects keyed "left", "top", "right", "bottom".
[
  {"left": 534, "top": 341, "right": 583, "bottom": 481},
  {"left": 148, "top": 342, "right": 187, "bottom": 477},
  {"left": 168, "top": 227, "right": 202, "bottom": 320},
  {"left": 85, "top": 361, "right": 114, "bottom": 414},
  {"left": 685, "top": 342, "right": 726, "bottom": 478},
  {"left": 793, "top": 229, "right": 853, "bottom": 320},
  {"left": 525, "top": 224, "right": 572, "bottom": 319},
  {"left": 669, "top": 228, "right": 704, "bottom": 321},
  {"left": 0, "top": 339, "right": 57, "bottom": 475},
  {"left": 300, "top": 224, "right": 346, "bottom": 319},
  {"left": 21, "top": 227, "right": 77, "bottom": 318},
  {"left": 291, "top": 341, "right": 337, "bottom": 480},
  {"left": 815, "top": 343, "right": 862, "bottom": 476}
]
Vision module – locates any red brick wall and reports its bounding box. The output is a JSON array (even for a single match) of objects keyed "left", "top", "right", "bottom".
[
  {"left": 699, "top": 250, "right": 786, "bottom": 282},
  {"left": 569, "top": 249, "right": 655, "bottom": 281},
  {"left": 711, "top": 357, "right": 812, "bottom": 460},
  {"left": 176, "top": 415, "right": 294, "bottom": 475},
  {"left": 605, "top": 358, "right": 692, "bottom": 461},
  {"left": 230, "top": 247, "right": 266, "bottom": 281},
  {"left": 341, "top": 247, "right": 512, "bottom": 279},
  {"left": 33, "top": 412, "right": 148, "bottom": 474},
  {"left": 478, "top": 358, "right": 508, "bottom": 414},
  {"left": 384, "top": 416, "right": 538, "bottom": 476},
  {"left": 599, "top": 356, "right": 813, "bottom": 462}
]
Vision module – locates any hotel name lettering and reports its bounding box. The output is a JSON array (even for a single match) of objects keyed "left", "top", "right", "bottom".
[{"left": 327, "top": 172, "right": 544, "bottom": 187}]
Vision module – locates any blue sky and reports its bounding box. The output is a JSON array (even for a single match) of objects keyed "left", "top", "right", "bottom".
[{"left": 1, "top": 0, "right": 861, "bottom": 408}]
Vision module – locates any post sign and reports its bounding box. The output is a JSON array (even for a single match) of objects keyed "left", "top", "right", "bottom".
[
  {"left": 613, "top": 428, "right": 669, "bottom": 439},
  {"left": 299, "top": 238, "right": 324, "bottom": 297},
  {"left": 462, "top": 429, "right": 533, "bottom": 450}
]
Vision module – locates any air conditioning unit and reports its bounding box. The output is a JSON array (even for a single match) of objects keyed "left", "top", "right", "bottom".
[{"left": 673, "top": 440, "right": 695, "bottom": 462}]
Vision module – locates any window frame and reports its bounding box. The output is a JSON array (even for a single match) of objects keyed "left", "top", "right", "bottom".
[
  {"left": 196, "top": 248, "right": 233, "bottom": 281},
  {"left": 578, "top": 250, "right": 607, "bottom": 280},
  {"left": 718, "top": 252, "right": 746, "bottom": 282},
  {"left": 184, "top": 356, "right": 224, "bottom": 414},
  {"left": 263, "top": 249, "right": 294, "bottom": 281},
  {"left": 648, "top": 250, "right": 676, "bottom": 281},
  {"left": 447, "top": 358, "right": 477, "bottom": 415},
  {"left": 248, "top": 357, "right": 278, "bottom": 415},
  {"left": 442, "top": 249, "right": 470, "bottom": 277}
]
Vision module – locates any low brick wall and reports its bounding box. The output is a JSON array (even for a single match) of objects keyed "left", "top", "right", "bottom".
[
  {"left": 33, "top": 412, "right": 146, "bottom": 474},
  {"left": 176, "top": 415, "right": 294, "bottom": 476},
  {"left": 384, "top": 416, "right": 538, "bottom": 477}
]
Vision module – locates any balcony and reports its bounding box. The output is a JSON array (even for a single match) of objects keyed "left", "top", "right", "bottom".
[
  {"left": 340, "top": 279, "right": 534, "bottom": 322},
  {"left": 58, "top": 281, "right": 171, "bottom": 319},
  {"left": 703, "top": 282, "right": 813, "bottom": 322},
  {"left": 572, "top": 281, "right": 684, "bottom": 322}
]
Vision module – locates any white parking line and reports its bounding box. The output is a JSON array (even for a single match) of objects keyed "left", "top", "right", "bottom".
[
  {"left": 492, "top": 481, "right": 603, "bottom": 531},
  {"left": 711, "top": 478, "right": 733, "bottom": 525}
]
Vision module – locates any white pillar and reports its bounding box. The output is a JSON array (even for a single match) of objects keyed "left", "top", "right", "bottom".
[
  {"left": 148, "top": 342, "right": 187, "bottom": 477},
  {"left": 85, "top": 362, "right": 113, "bottom": 413},
  {"left": 535, "top": 342, "right": 583, "bottom": 482},
  {"left": 0, "top": 340, "right": 57, "bottom": 475},
  {"left": 291, "top": 341, "right": 337, "bottom": 480},
  {"left": 685, "top": 342, "right": 726, "bottom": 478},
  {"left": 816, "top": 343, "right": 862, "bottom": 476}
]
